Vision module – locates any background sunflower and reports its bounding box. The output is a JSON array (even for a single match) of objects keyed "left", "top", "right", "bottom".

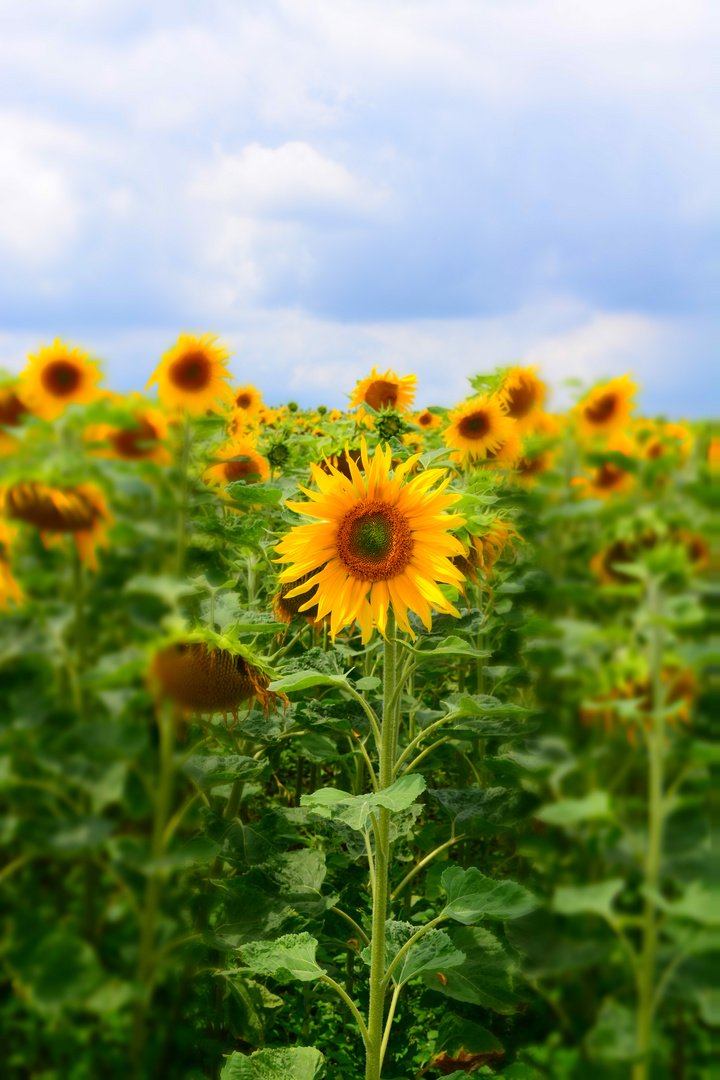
[
  {"left": 19, "top": 339, "right": 103, "bottom": 421},
  {"left": 146, "top": 333, "right": 233, "bottom": 414}
]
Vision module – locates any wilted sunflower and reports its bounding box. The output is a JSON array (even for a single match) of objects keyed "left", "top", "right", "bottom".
[
  {"left": 275, "top": 439, "right": 466, "bottom": 642},
  {"left": 232, "top": 384, "right": 263, "bottom": 416},
  {"left": 146, "top": 333, "right": 233, "bottom": 414},
  {"left": 203, "top": 437, "right": 270, "bottom": 487},
  {"left": 149, "top": 627, "right": 285, "bottom": 725},
  {"left": 575, "top": 376, "right": 635, "bottom": 437},
  {"left": 0, "top": 521, "right": 23, "bottom": 609},
  {"left": 350, "top": 367, "right": 417, "bottom": 425},
  {"left": 443, "top": 394, "right": 516, "bottom": 461},
  {"left": 497, "top": 367, "right": 545, "bottom": 428},
  {"left": 86, "top": 395, "right": 171, "bottom": 465},
  {"left": 3, "top": 481, "right": 112, "bottom": 569},
  {"left": 19, "top": 339, "right": 103, "bottom": 421}
]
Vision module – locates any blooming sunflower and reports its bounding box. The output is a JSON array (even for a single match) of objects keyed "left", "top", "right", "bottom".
[
  {"left": 146, "top": 333, "right": 233, "bottom": 415},
  {"left": 350, "top": 367, "right": 417, "bottom": 425},
  {"left": 19, "top": 339, "right": 103, "bottom": 421},
  {"left": 443, "top": 394, "right": 517, "bottom": 461},
  {"left": 497, "top": 367, "right": 545, "bottom": 428},
  {"left": 515, "top": 449, "right": 556, "bottom": 486},
  {"left": 203, "top": 436, "right": 270, "bottom": 487},
  {"left": 232, "top": 384, "right": 263, "bottom": 417},
  {"left": 413, "top": 408, "right": 442, "bottom": 432},
  {"left": 575, "top": 376, "right": 636, "bottom": 437},
  {"left": 275, "top": 439, "right": 466, "bottom": 642},
  {"left": 637, "top": 420, "right": 693, "bottom": 464},
  {"left": 571, "top": 461, "right": 635, "bottom": 500},
  {"left": 3, "top": 481, "right": 112, "bottom": 569},
  {"left": 86, "top": 395, "right": 171, "bottom": 465},
  {"left": 0, "top": 521, "right": 23, "bottom": 609}
]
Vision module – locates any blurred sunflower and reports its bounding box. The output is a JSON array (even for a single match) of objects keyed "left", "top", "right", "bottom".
[
  {"left": 203, "top": 437, "right": 270, "bottom": 486},
  {"left": 497, "top": 367, "right": 545, "bottom": 428},
  {"left": 86, "top": 395, "right": 171, "bottom": 465},
  {"left": 475, "top": 426, "right": 523, "bottom": 469},
  {"left": 275, "top": 439, "right": 466, "bottom": 641},
  {"left": 443, "top": 394, "right": 516, "bottom": 461},
  {"left": 3, "top": 481, "right": 112, "bottom": 569},
  {"left": 515, "top": 449, "right": 556, "bottom": 486},
  {"left": 575, "top": 376, "right": 635, "bottom": 437},
  {"left": 571, "top": 462, "right": 635, "bottom": 500},
  {"left": 0, "top": 385, "right": 29, "bottom": 426},
  {"left": 350, "top": 367, "right": 417, "bottom": 425},
  {"left": 146, "top": 333, "right": 233, "bottom": 414},
  {"left": 0, "top": 521, "right": 23, "bottom": 609},
  {"left": 413, "top": 408, "right": 442, "bottom": 432},
  {"left": 232, "top": 384, "right": 263, "bottom": 416},
  {"left": 637, "top": 420, "right": 693, "bottom": 464},
  {"left": 19, "top": 340, "right": 103, "bottom": 421}
]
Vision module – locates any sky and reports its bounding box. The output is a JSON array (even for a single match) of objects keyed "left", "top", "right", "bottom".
[{"left": 0, "top": 0, "right": 717, "bottom": 417}]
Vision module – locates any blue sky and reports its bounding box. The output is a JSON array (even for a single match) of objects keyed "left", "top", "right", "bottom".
[{"left": 0, "top": 0, "right": 717, "bottom": 416}]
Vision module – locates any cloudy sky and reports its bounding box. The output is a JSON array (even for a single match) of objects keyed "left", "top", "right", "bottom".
[{"left": 0, "top": 0, "right": 717, "bottom": 415}]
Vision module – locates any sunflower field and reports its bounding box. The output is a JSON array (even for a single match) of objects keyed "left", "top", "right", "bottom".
[{"left": 0, "top": 338, "right": 715, "bottom": 1080}]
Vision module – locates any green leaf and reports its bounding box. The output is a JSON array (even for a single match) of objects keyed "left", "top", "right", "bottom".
[
  {"left": 450, "top": 694, "right": 534, "bottom": 719},
  {"left": 184, "top": 754, "right": 267, "bottom": 789},
  {"left": 268, "top": 670, "right": 350, "bottom": 693},
  {"left": 451, "top": 717, "right": 539, "bottom": 739},
  {"left": 295, "top": 732, "right": 340, "bottom": 762},
  {"left": 223, "top": 975, "right": 284, "bottom": 1047},
  {"left": 6, "top": 929, "right": 105, "bottom": 1014},
  {"left": 430, "top": 787, "right": 539, "bottom": 835},
  {"left": 124, "top": 574, "right": 198, "bottom": 606},
  {"left": 441, "top": 865, "right": 539, "bottom": 922},
  {"left": 433, "top": 1012, "right": 504, "bottom": 1059},
  {"left": 49, "top": 816, "right": 115, "bottom": 853},
  {"left": 301, "top": 773, "right": 426, "bottom": 831},
  {"left": 354, "top": 675, "right": 382, "bottom": 691},
  {"left": 226, "top": 484, "right": 283, "bottom": 508},
  {"left": 424, "top": 925, "right": 520, "bottom": 1014},
  {"left": 364, "top": 921, "right": 465, "bottom": 986},
  {"left": 662, "top": 882, "right": 720, "bottom": 926},
  {"left": 251, "top": 849, "right": 335, "bottom": 917},
  {"left": 417, "top": 636, "right": 490, "bottom": 659},
  {"left": 585, "top": 1000, "right": 638, "bottom": 1062},
  {"left": 239, "top": 932, "right": 323, "bottom": 983},
  {"left": 220, "top": 1046, "right": 325, "bottom": 1079},
  {"left": 553, "top": 879, "right": 625, "bottom": 920},
  {"left": 535, "top": 791, "right": 611, "bottom": 826}
]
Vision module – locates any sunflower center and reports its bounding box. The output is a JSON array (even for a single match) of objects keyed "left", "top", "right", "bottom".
[
  {"left": 169, "top": 351, "right": 211, "bottom": 391},
  {"left": 235, "top": 393, "right": 252, "bottom": 410},
  {"left": 585, "top": 392, "right": 617, "bottom": 424},
  {"left": 112, "top": 417, "right": 158, "bottom": 459},
  {"left": 336, "top": 500, "right": 413, "bottom": 582},
  {"left": 0, "top": 391, "right": 27, "bottom": 426},
  {"left": 595, "top": 463, "right": 624, "bottom": 489},
  {"left": 41, "top": 360, "right": 82, "bottom": 397},
  {"left": 458, "top": 411, "right": 490, "bottom": 439},
  {"left": 364, "top": 380, "right": 398, "bottom": 411},
  {"left": 418, "top": 411, "right": 433, "bottom": 427},
  {"left": 224, "top": 456, "right": 261, "bottom": 481},
  {"left": 504, "top": 382, "right": 535, "bottom": 419}
]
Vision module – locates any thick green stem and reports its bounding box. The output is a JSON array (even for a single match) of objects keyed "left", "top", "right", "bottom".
[
  {"left": 365, "top": 613, "right": 398, "bottom": 1080},
  {"left": 633, "top": 579, "right": 665, "bottom": 1080}
]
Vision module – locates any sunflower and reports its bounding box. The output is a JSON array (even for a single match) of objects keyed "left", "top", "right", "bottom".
[
  {"left": 474, "top": 426, "right": 523, "bottom": 469},
  {"left": 470, "top": 520, "right": 521, "bottom": 578},
  {"left": 19, "top": 339, "right": 103, "bottom": 421},
  {"left": 515, "top": 449, "right": 556, "bottom": 486},
  {"left": 0, "top": 522, "right": 23, "bottom": 609},
  {"left": 86, "top": 395, "right": 171, "bottom": 465},
  {"left": 497, "top": 367, "right": 545, "bottom": 428},
  {"left": 315, "top": 448, "right": 364, "bottom": 483},
  {"left": 571, "top": 462, "right": 635, "bottom": 500},
  {"left": 350, "top": 367, "right": 417, "bottom": 425},
  {"left": 575, "top": 376, "right": 636, "bottom": 437},
  {"left": 3, "top": 481, "right": 112, "bottom": 570},
  {"left": 589, "top": 535, "right": 656, "bottom": 585},
  {"left": 273, "top": 567, "right": 324, "bottom": 626},
  {"left": 149, "top": 627, "right": 285, "bottom": 725},
  {"left": 0, "top": 431, "right": 19, "bottom": 458},
  {"left": 0, "top": 386, "right": 29, "bottom": 426},
  {"left": 413, "top": 408, "right": 442, "bottom": 432},
  {"left": 232, "top": 384, "right": 263, "bottom": 417},
  {"left": 275, "top": 439, "right": 466, "bottom": 642},
  {"left": 443, "top": 394, "right": 516, "bottom": 461},
  {"left": 637, "top": 420, "right": 693, "bottom": 464},
  {"left": 203, "top": 436, "right": 270, "bottom": 487},
  {"left": 146, "top": 333, "right": 233, "bottom": 414}
]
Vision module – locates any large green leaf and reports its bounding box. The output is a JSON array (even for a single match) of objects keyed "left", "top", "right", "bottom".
[
  {"left": 301, "top": 774, "right": 426, "bottom": 831},
  {"left": 416, "top": 635, "right": 490, "bottom": 659},
  {"left": 553, "top": 880, "right": 625, "bottom": 921},
  {"left": 585, "top": 1000, "right": 638, "bottom": 1062},
  {"left": 225, "top": 483, "right": 284, "bottom": 508},
  {"left": 430, "top": 787, "right": 538, "bottom": 835},
  {"left": 441, "top": 865, "right": 539, "bottom": 922},
  {"left": 268, "top": 671, "right": 350, "bottom": 693},
  {"left": 361, "top": 921, "right": 465, "bottom": 986},
  {"left": 184, "top": 753, "right": 268, "bottom": 789},
  {"left": 223, "top": 975, "right": 284, "bottom": 1048},
  {"left": 5, "top": 929, "right": 105, "bottom": 1014},
  {"left": 506, "top": 910, "right": 612, "bottom": 977},
  {"left": 535, "top": 791, "right": 611, "bottom": 826},
  {"left": 659, "top": 882, "right": 720, "bottom": 926},
  {"left": 423, "top": 925, "right": 520, "bottom": 1014},
  {"left": 239, "top": 932, "right": 324, "bottom": 983},
  {"left": 432, "top": 1013, "right": 504, "bottom": 1071},
  {"left": 211, "top": 882, "right": 302, "bottom": 949},
  {"left": 220, "top": 1047, "right": 325, "bottom": 1079},
  {"left": 449, "top": 694, "right": 534, "bottom": 719},
  {"left": 249, "top": 849, "right": 336, "bottom": 917}
]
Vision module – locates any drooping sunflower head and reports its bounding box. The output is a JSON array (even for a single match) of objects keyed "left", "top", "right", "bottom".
[
  {"left": 149, "top": 627, "right": 284, "bottom": 723},
  {"left": 19, "top": 339, "right": 103, "bottom": 421},
  {"left": 575, "top": 376, "right": 636, "bottom": 437},
  {"left": 497, "top": 367, "right": 546, "bottom": 428},
  {"left": 275, "top": 439, "right": 466, "bottom": 642},
  {"left": 146, "top": 333, "right": 233, "bottom": 415},
  {"left": 468, "top": 519, "right": 522, "bottom": 578},
  {"left": 3, "top": 481, "right": 112, "bottom": 570},
  {"left": 350, "top": 367, "right": 417, "bottom": 425},
  {"left": 203, "top": 437, "right": 270, "bottom": 487},
  {"left": 443, "top": 394, "right": 517, "bottom": 461},
  {"left": 232, "top": 384, "right": 263, "bottom": 416}
]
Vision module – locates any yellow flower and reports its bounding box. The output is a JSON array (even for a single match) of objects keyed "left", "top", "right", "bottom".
[
  {"left": 575, "top": 376, "right": 636, "bottom": 437},
  {"left": 232, "top": 384, "right": 263, "bottom": 416},
  {"left": 273, "top": 567, "right": 324, "bottom": 626},
  {"left": 413, "top": 408, "right": 442, "bottom": 432},
  {"left": 3, "top": 481, "right": 112, "bottom": 570},
  {"left": 19, "top": 339, "right": 103, "bottom": 421},
  {"left": 86, "top": 395, "right": 171, "bottom": 465},
  {"left": 146, "top": 333, "right": 233, "bottom": 415},
  {"left": 0, "top": 521, "right": 23, "bottom": 609},
  {"left": 350, "top": 367, "right": 417, "bottom": 425},
  {"left": 203, "top": 437, "right": 270, "bottom": 487},
  {"left": 0, "top": 385, "right": 29, "bottom": 426},
  {"left": 515, "top": 448, "right": 556, "bottom": 486},
  {"left": 443, "top": 394, "right": 516, "bottom": 461},
  {"left": 636, "top": 420, "right": 692, "bottom": 464},
  {"left": 497, "top": 367, "right": 545, "bottom": 429},
  {"left": 275, "top": 439, "right": 466, "bottom": 642}
]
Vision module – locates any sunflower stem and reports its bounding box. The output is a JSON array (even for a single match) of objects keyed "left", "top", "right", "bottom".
[{"left": 365, "top": 612, "right": 399, "bottom": 1080}]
